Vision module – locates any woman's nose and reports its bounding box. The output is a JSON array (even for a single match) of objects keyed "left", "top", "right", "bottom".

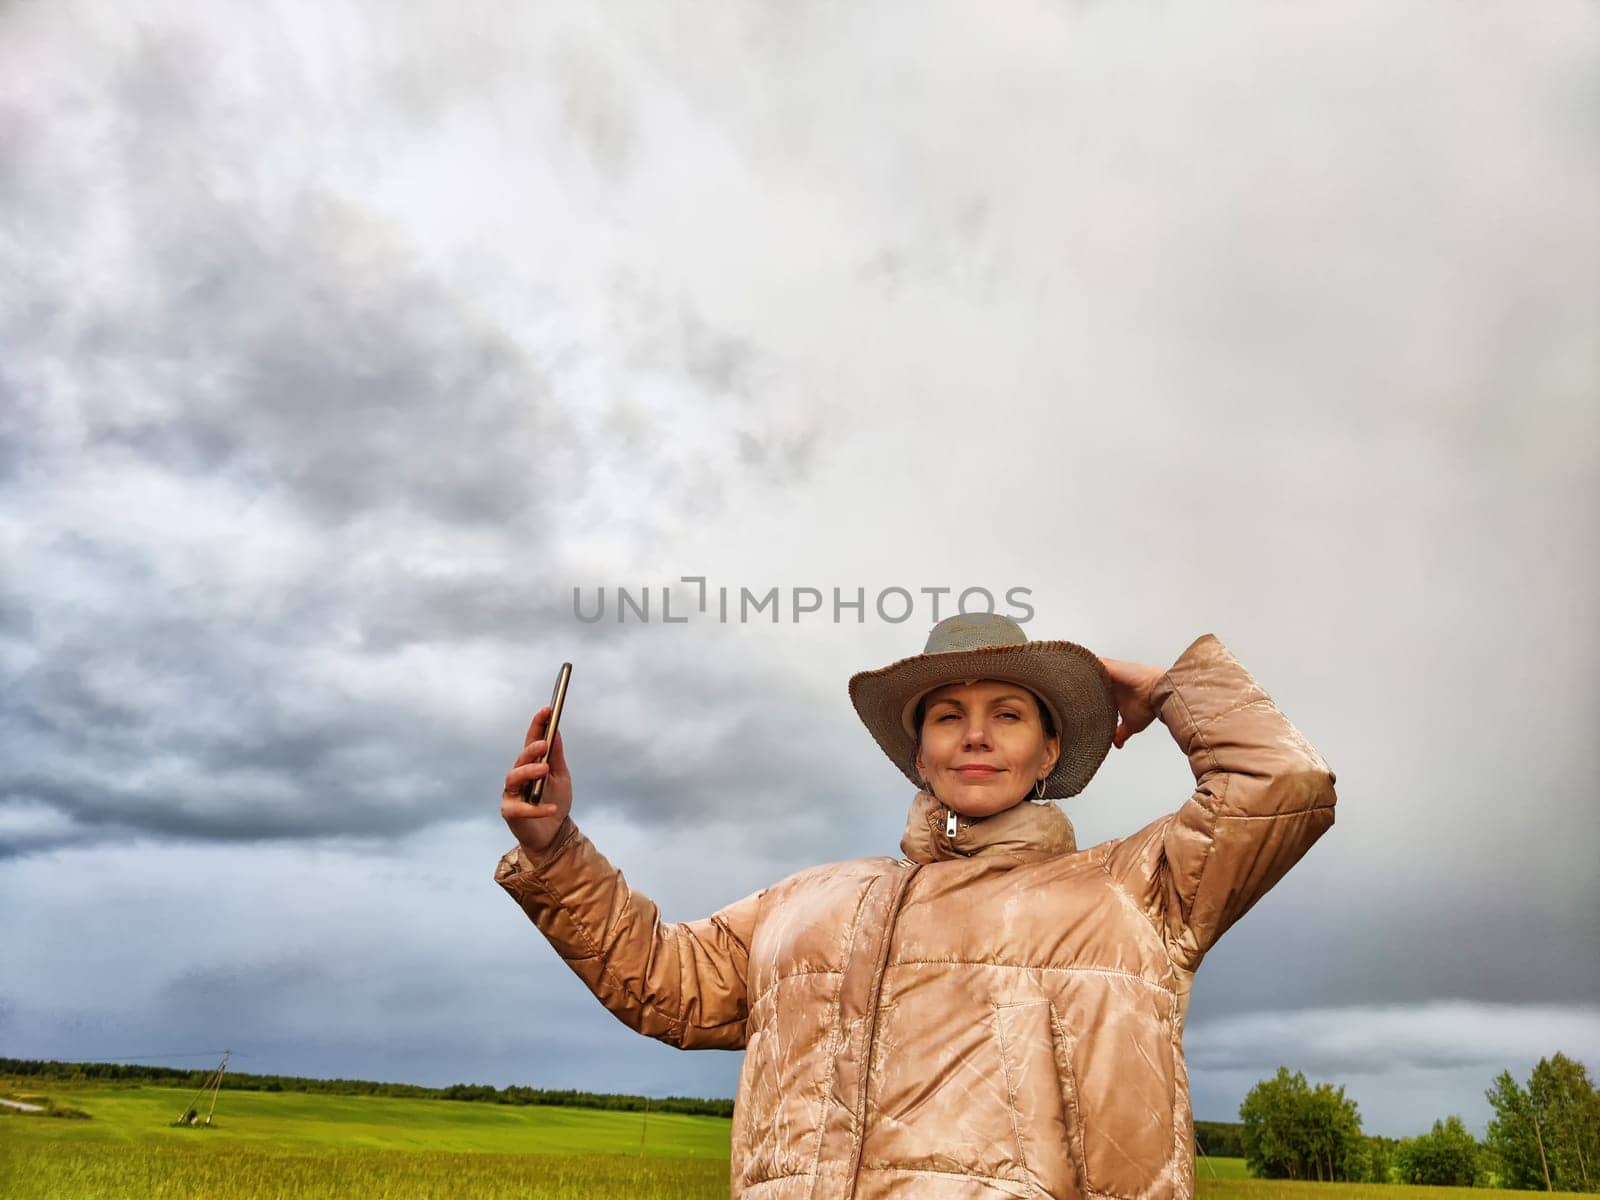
[{"left": 963, "top": 722, "right": 991, "bottom": 747}]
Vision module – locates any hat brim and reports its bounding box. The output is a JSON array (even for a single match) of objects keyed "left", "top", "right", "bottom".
[{"left": 848, "top": 640, "right": 1117, "bottom": 799}]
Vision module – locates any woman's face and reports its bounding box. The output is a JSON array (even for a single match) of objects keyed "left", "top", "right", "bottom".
[{"left": 913, "top": 680, "right": 1061, "bottom": 818}]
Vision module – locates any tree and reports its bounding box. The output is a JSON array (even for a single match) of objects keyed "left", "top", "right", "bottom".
[
  {"left": 1396, "top": 1115, "right": 1480, "bottom": 1187},
  {"left": 1360, "top": 1133, "right": 1402, "bottom": 1184},
  {"left": 1239, "top": 1066, "right": 1365, "bottom": 1181},
  {"left": 1529, "top": 1054, "right": 1599, "bottom": 1193},
  {"left": 1487, "top": 1070, "right": 1546, "bottom": 1190},
  {"left": 1241, "top": 1067, "right": 1310, "bottom": 1179},
  {"left": 1486, "top": 1053, "right": 1600, "bottom": 1192}
]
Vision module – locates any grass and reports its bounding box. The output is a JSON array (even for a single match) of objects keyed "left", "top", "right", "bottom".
[
  {"left": 5, "top": 1081, "right": 1595, "bottom": 1199},
  {"left": 0, "top": 1079, "right": 733, "bottom": 1198},
  {"left": 0, "top": 1144, "right": 729, "bottom": 1200},
  {"left": 1200, "top": 1155, "right": 1256, "bottom": 1180},
  {"left": 0, "top": 1079, "right": 728, "bottom": 1156},
  {"left": 1193, "top": 1160, "right": 1595, "bottom": 1199}
]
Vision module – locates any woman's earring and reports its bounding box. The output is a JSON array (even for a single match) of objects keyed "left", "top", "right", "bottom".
[{"left": 1034, "top": 777, "right": 1047, "bottom": 800}]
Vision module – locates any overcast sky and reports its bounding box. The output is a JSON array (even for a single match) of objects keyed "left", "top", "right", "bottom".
[{"left": 2, "top": 0, "right": 1596, "bottom": 1139}]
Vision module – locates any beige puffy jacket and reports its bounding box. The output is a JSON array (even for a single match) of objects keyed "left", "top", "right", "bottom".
[{"left": 495, "top": 634, "right": 1336, "bottom": 1200}]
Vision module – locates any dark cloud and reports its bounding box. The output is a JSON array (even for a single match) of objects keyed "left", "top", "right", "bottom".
[
  {"left": 72, "top": 201, "right": 568, "bottom": 530},
  {"left": 0, "top": 572, "right": 882, "bottom": 858},
  {"left": 0, "top": 531, "right": 519, "bottom": 854},
  {"left": 152, "top": 959, "right": 331, "bottom": 1029},
  {"left": 1184, "top": 1000, "right": 1600, "bottom": 1084},
  {"left": 0, "top": 979, "right": 746, "bottom": 1101},
  {"left": 0, "top": 9, "right": 825, "bottom": 857},
  {"left": 1176, "top": 852, "right": 1600, "bottom": 1020},
  {"left": 0, "top": 29, "right": 583, "bottom": 538}
]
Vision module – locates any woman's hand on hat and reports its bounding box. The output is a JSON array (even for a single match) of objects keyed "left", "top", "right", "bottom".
[
  {"left": 501, "top": 705, "right": 573, "bottom": 854},
  {"left": 1097, "top": 657, "right": 1167, "bottom": 749}
]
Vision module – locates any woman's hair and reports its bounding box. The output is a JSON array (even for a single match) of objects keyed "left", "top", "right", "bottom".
[{"left": 913, "top": 686, "right": 1058, "bottom": 747}]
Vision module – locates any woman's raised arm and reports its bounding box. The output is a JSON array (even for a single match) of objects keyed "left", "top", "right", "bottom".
[
  {"left": 497, "top": 710, "right": 760, "bottom": 1050},
  {"left": 1103, "top": 634, "right": 1337, "bottom": 971}
]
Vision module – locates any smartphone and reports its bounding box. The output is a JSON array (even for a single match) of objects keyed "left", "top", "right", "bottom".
[{"left": 526, "top": 662, "right": 572, "bottom": 804}]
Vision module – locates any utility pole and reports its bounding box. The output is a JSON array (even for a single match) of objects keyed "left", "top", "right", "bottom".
[
  {"left": 203, "top": 1051, "right": 230, "bottom": 1126},
  {"left": 172, "top": 1051, "right": 231, "bottom": 1128}
]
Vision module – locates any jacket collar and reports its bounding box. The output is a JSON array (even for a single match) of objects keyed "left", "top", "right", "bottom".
[{"left": 899, "top": 789, "right": 1077, "bottom": 865}]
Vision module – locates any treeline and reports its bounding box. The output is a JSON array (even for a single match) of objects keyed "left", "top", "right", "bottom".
[
  {"left": 435, "top": 1082, "right": 733, "bottom": 1118},
  {"left": 0, "top": 1058, "right": 733, "bottom": 1119},
  {"left": 1194, "top": 1120, "right": 1246, "bottom": 1159},
  {"left": 1239, "top": 1052, "right": 1600, "bottom": 1190}
]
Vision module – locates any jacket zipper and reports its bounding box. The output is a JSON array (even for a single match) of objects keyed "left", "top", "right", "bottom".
[
  {"left": 945, "top": 806, "right": 959, "bottom": 838},
  {"left": 842, "top": 860, "right": 920, "bottom": 1199}
]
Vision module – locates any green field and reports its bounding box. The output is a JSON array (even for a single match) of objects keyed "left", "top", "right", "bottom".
[
  {"left": 4, "top": 1080, "right": 1593, "bottom": 1199},
  {"left": 1199, "top": 1154, "right": 1256, "bottom": 1180},
  {"left": 0, "top": 1079, "right": 731, "bottom": 1199},
  {"left": 0, "top": 1079, "right": 728, "bottom": 1155},
  {"left": 0, "top": 1143, "right": 728, "bottom": 1200}
]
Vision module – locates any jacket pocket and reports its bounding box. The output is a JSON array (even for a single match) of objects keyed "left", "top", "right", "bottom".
[
  {"left": 1062, "top": 987, "right": 1177, "bottom": 1199},
  {"left": 993, "top": 1000, "right": 1082, "bottom": 1200}
]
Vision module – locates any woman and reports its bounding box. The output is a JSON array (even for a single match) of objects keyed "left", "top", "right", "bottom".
[{"left": 496, "top": 614, "right": 1336, "bottom": 1200}]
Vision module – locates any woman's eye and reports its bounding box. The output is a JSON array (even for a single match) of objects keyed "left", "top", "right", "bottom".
[{"left": 998, "top": 711, "right": 1020, "bottom": 720}]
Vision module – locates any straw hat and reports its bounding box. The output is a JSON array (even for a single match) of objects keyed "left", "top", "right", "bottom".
[{"left": 848, "top": 612, "right": 1117, "bottom": 799}]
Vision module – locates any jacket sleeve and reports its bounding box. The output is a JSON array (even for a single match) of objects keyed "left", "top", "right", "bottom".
[
  {"left": 494, "top": 818, "right": 761, "bottom": 1050},
  {"left": 1104, "top": 633, "right": 1337, "bottom": 971}
]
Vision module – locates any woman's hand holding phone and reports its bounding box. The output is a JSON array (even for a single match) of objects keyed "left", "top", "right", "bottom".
[{"left": 502, "top": 704, "right": 573, "bottom": 855}]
